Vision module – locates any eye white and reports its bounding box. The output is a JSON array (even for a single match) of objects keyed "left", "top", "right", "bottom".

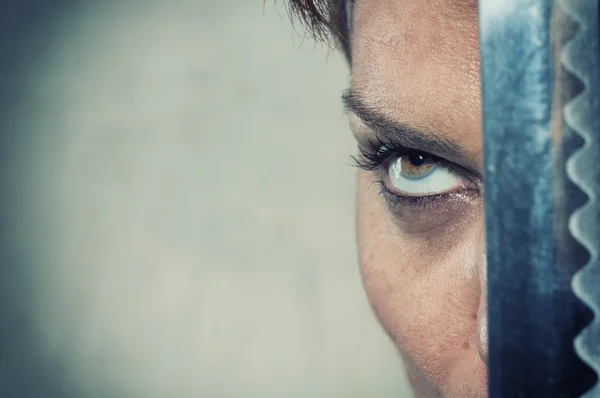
[{"left": 388, "top": 157, "right": 463, "bottom": 196}]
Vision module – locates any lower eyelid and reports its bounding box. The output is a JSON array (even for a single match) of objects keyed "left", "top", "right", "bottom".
[
  {"left": 378, "top": 187, "right": 481, "bottom": 235},
  {"left": 377, "top": 176, "right": 479, "bottom": 209},
  {"left": 379, "top": 180, "right": 453, "bottom": 209}
]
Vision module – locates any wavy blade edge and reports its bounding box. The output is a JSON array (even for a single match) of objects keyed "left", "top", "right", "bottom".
[{"left": 560, "top": 0, "right": 600, "bottom": 396}]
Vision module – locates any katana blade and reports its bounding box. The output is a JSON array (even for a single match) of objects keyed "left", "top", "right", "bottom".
[{"left": 479, "top": 0, "right": 600, "bottom": 396}]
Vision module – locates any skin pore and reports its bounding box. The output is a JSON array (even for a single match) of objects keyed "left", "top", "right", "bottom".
[{"left": 292, "top": 0, "right": 488, "bottom": 396}]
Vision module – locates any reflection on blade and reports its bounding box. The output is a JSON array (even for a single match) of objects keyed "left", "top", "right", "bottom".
[
  {"left": 479, "top": 0, "right": 597, "bottom": 395},
  {"left": 561, "top": 0, "right": 600, "bottom": 396}
]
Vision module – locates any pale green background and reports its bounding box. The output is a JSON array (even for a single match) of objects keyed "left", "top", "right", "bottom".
[{"left": 2, "top": 1, "right": 411, "bottom": 397}]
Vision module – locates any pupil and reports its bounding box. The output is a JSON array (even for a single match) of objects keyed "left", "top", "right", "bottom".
[{"left": 409, "top": 153, "right": 427, "bottom": 167}]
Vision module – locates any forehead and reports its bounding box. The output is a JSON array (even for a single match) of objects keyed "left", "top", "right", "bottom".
[{"left": 350, "top": 0, "right": 481, "bottom": 159}]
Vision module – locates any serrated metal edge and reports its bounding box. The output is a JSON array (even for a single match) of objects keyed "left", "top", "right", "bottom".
[{"left": 559, "top": 0, "right": 600, "bottom": 396}]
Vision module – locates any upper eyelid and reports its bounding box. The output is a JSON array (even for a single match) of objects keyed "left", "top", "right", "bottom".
[
  {"left": 344, "top": 92, "right": 482, "bottom": 176},
  {"left": 353, "top": 140, "right": 443, "bottom": 170},
  {"left": 343, "top": 89, "right": 466, "bottom": 159},
  {"left": 349, "top": 116, "right": 452, "bottom": 169},
  {"left": 352, "top": 141, "right": 481, "bottom": 191}
]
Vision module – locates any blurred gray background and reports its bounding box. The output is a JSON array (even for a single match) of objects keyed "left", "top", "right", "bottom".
[{"left": 0, "top": 1, "right": 410, "bottom": 397}]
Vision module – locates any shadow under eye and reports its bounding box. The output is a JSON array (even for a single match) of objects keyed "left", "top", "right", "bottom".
[{"left": 375, "top": 177, "right": 481, "bottom": 235}]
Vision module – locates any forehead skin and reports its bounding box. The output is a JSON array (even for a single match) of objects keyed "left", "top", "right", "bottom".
[
  {"left": 351, "top": 0, "right": 482, "bottom": 168},
  {"left": 349, "top": 0, "right": 487, "bottom": 397}
]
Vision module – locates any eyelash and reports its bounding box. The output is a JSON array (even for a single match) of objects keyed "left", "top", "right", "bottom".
[
  {"left": 351, "top": 137, "right": 454, "bottom": 174},
  {"left": 351, "top": 138, "right": 475, "bottom": 208}
]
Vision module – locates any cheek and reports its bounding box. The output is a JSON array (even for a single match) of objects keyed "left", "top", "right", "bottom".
[{"left": 355, "top": 172, "right": 484, "bottom": 392}]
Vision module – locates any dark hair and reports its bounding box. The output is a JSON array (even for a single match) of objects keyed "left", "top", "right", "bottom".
[{"left": 288, "top": 0, "right": 352, "bottom": 61}]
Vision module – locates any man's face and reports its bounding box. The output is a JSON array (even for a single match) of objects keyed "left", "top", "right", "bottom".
[{"left": 348, "top": 0, "right": 487, "bottom": 396}]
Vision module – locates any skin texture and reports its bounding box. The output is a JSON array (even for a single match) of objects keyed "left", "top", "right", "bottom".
[{"left": 347, "top": 0, "right": 488, "bottom": 396}]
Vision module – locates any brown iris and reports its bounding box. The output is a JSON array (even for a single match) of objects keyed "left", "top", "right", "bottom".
[{"left": 395, "top": 153, "right": 436, "bottom": 180}]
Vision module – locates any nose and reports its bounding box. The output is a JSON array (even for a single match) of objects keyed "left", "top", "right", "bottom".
[{"left": 476, "top": 246, "right": 488, "bottom": 365}]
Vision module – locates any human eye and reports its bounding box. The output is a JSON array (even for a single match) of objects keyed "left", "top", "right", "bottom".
[
  {"left": 353, "top": 140, "right": 479, "bottom": 209},
  {"left": 386, "top": 152, "right": 462, "bottom": 196}
]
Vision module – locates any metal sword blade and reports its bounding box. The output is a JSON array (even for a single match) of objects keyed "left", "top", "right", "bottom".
[
  {"left": 479, "top": 0, "right": 599, "bottom": 395},
  {"left": 561, "top": 0, "right": 600, "bottom": 396}
]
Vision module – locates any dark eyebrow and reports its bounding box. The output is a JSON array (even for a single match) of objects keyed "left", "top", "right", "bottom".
[{"left": 342, "top": 88, "right": 477, "bottom": 170}]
